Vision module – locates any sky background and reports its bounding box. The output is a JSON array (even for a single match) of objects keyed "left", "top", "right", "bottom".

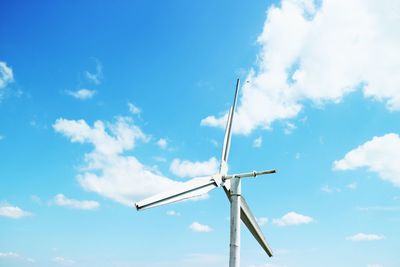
[{"left": 1, "top": 1, "right": 400, "bottom": 267}]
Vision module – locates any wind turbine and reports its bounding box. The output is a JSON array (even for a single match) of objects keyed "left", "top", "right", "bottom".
[{"left": 135, "top": 79, "right": 276, "bottom": 267}]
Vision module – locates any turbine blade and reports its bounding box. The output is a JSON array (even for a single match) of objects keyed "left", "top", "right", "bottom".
[
  {"left": 240, "top": 196, "right": 273, "bottom": 257},
  {"left": 220, "top": 79, "right": 240, "bottom": 174},
  {"left": 220, "top": 107, "right": 232, "bottom": 174},
  {"left": 222, "top": 183, "right": 273, "bottom": 257},
  {"left": 135, "top": 176, "right": 217, "bottom": 211}
]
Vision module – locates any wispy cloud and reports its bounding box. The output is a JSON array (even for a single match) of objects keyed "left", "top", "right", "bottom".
[
  {"left": 189, "top": 221, "right": 212, "bottom": 232},
  {"left": 346, "top": 182, "right": 357, "bottom": 189},
  {"left": 0, "top": 203, "right": 31, "bottom": 219},
  {"left": 357, "top": 206, "right": 400, "bottom": 212},
  {"left": 66, "top": 89, "right": 96, "bottom": 100},
  {"left": 30, "top": 195, "right": 42, "bottom": 205},
  {"left": 85, "top": 59, "right": 103, "bottom": 85},
  {"left": 166, "top": 210, "right": 180, "bottom": 216},
  {"left": 52, "top": 256, "right": 75, "bottom": 266},
  {"left": 321, "top": 185, "right": 341, "bottom": 193},
  {"left": 157, "top": 138, "right": 168, "bottom": 150},
  {"left": 346, "top": 233, "right": 385, "bottom": 241},
  {"left": 181, "top": 253, "right": 225, "bottom": 266},
  {"left": 283, "top": 122, "right": 296, "bottom": 135},
  {"left": 52, "top": 194, "right": 100, "bottom": 210},
  {"left": 170, "top": 157, "right": 218, "bottom": 178},
  {"left": 0, "top": 252, "right": 19, "bottom": 258},
  {"left": 201, "top": 0, "right": 400, "bottom": 134},
  {"left": 0, "top": 252, "right": 35, "bottom": 263},
  {"left": 253, "top": 136, "right": 263, "bottom": 148},
  {"left": 153, "top": 156, "right": 167, "bottom": 162},
  {"left": 0, "top": 61, "right": 13, "bottom": 92},
  {"left": 272, "top": 211, "right": 313, "bottom": 226},
  {"left": 256, "top": 217, "right": 268, "bottom": 226},
  {"left": 128, "top": 102, "right": 141, "bottom": 115},
  {"left": 210, "top": 139, "right": 219, "bottom": 147},
  {"left": 248, "top": 263, "right": 288, "bottom": 267},
  {"left": 334, "top": 133, "right": 400, "bottom": 187},
  {"left": 321, "top": 183, "right": 357, "bottom": 193}
]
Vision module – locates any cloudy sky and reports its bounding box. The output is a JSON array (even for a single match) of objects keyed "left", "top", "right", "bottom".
[{"left": 1, "top": 0, "right": 399, "bottom": 267}]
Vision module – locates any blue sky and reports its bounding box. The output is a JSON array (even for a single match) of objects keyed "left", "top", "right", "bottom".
[{"left": 1, "top": 1, "right": 400, "bottom": 267}]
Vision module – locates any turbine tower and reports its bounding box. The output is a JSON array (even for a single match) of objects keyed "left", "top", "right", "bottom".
[{"left": 135, "top": 79, "right": 276, "bottom": 267}]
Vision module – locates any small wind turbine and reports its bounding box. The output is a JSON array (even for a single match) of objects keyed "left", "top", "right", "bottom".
[{"left": 135, "top": 79, "right": 276, "bottom": 267}]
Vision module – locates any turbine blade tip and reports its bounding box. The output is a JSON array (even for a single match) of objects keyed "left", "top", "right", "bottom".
[{"left": 134, "top": 203, "right": 141, "bottom": 211}]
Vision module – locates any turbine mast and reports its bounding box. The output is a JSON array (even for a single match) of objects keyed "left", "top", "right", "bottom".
[{"left": 229, "top": 175, "right": 241, "bottom": 267}]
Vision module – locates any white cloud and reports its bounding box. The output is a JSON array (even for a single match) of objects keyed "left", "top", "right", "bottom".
[
  {"left": 52, "top": 194, "right": 99, "bottom": 210},
  {"left": 272, "top": 211, "right": 313, "bottom": 226},
  {"left": 180, "top": 253, "right": 225, "bottom": 266},
  {"left": 67, "top": 89, "right": 96, "bottom": 100},
  {"left": 189, "top": 221, "right": 212, "bottom": 232},
  {"left": 166, "top": 210, "right": 180, "bottom": 216},
  {"left": 346, "top": 233, "right": 385, "bottom": 241},
  {"left": 321, "top": 183, "right": 357, "bottom": 193},
  {"left": 157, "top": 138, "right": 168, "bottom": 149},
  {"left": 54, "top": 117, "right": 183, "bottom": 205},
  {"left": 257, "top": 217, "right": 269, "bottom": 226},
  {"left": 53, "top": 117, "right": 147, "bottom": 155},
  {"left": 0, "top": 252, "right": 34, "bottom": 263},
  {"left": 202, "top": 0, "right": 400, "bottom": 134},
  {"left": 170, "top": 157, "right": 218, "bottom": 178},
  {"left": 346, "top": 182, "right": 357, "bottom": 189},
  {"left": 283, "top": 122, "right": 296, "bottom": 135},
  {"left": 321, "top": 185, "right": 341, "bottom": 193},
  {"left": 210, "top": 139, "right": 219, "bottom": 147},
  {"left": 333, "top": 133, "right": 400, "bottom": 187},
  {"left": 0, "top": 252, "right": 19, "bottom": 258},
  {"left": 253, "top": 136, "right": 263, "bottom": 148},
  {"left": 153, "top": 156, "right": 167, "bottom": 162},
  {"left": 128, "top": 102, "right": 141, "bottom": 114},
  {"left": 273, "top": 249, "right": 290, "bottom": 256},
  {"left": 357, "top": 206, "right": 400, "bottom": 212},
  {"left": 368, "top": 264, "right": 383, "bottom": 267},
  {"left": 248, "top": 263, "right": 288, "bottom": 267},
  {"left": 66, "top": 89, "right": 96, "bottom": 100},
  {"left": 52, "top": 256, "right": 75, "bottom": 266},
  {"left": 0, "top": 204, "right": 31, "bottom": 219},
  {"left": 85, "top": 59, "right": 103, "bottom": 85},
  {"left": 0, "top": 61, "right": 13, "bottom": 91},
  {"left": 30, "top": 195, "right": 42, "bottom": 205}
]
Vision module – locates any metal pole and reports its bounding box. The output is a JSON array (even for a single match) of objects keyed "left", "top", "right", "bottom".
[
  {"left": 229, "top": 176, "right": 241, "bottom": 267},
  {"left": 223, "top": 169, "right": 276, "bottom": 180}
]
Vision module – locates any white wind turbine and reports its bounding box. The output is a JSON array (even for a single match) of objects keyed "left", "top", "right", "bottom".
[{"left": 135, "top": 79, "right": 276, "bottom": 267}]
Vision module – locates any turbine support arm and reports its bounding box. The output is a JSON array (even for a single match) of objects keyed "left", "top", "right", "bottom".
[{"left": 223, "top": 169, "right": 276, "bottom": 181}]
